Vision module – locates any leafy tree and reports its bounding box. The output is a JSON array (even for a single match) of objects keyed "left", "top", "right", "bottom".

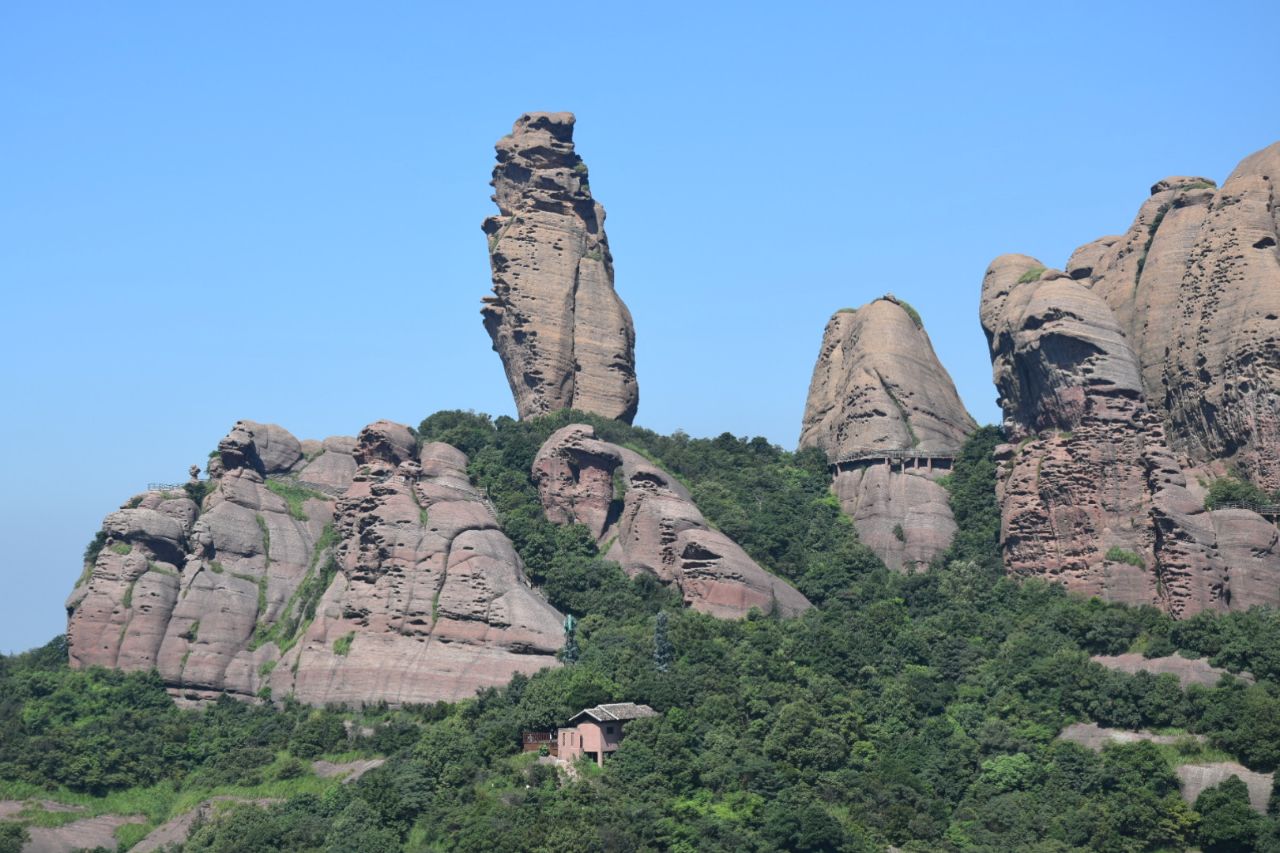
[
  {"left": 1196, "top": 775, "right": 1263, "bottom": 852},
  {"left": 653, "top": 610, "right": 674, "bottom": 673}
]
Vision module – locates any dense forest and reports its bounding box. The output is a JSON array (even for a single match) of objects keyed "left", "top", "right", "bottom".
[{"left": 3, "top": 411, "right": 1280, "bottom": 852}]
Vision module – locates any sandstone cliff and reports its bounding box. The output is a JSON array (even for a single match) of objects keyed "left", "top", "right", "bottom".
[
  {"left": 67, "top": 419, "right": 564, "bottom": 706},
  {"left": 799, "top": 296, "right": 976, "bottom": 571},
  {"left": 980, "top": 254, "right": 1279, "bottom": 616},
  {"left": 532, "top": 424, "right": 810, "bottom": 618},
  {"left": 1066, "top": 143, "right": 1280, "bottom": 491},
  {"left": 482, "top": 112, "right": 639, "bottom": 423}
]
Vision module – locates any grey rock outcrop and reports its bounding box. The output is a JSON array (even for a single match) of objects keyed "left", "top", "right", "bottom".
[
  {"left": 67, "top": 419, "right": 563, "bottom": 707},
  {"left": 482, "top": 112, "right": 638, "bottom": 423},
  {"left": 533, "top": 424, "right": 810, "bottom": 618},
  {"left": 799, "top": 296, "right": 976, "bottom": 571}
]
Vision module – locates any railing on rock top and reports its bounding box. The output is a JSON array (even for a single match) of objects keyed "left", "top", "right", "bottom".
[{"left": 1214, "top": 501, "right": 1280, "bottom": 522}]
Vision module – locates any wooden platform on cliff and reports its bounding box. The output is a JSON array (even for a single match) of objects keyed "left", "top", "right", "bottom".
[{"left": 828, "top": 449, "right": 956, "bottom": 477}]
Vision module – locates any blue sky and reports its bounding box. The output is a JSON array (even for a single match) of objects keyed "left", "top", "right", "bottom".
[{"left": 2, "top": 0, "right": 1277, "bottom": 651}]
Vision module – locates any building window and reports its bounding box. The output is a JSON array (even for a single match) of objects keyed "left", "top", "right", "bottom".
[{"left": 606, "top": 725, "right": 614, "bottom": 734}]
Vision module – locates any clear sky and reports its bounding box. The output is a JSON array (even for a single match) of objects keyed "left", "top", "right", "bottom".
[{"left": 2, "top": 0, "right": 1277, "bottom": 652}]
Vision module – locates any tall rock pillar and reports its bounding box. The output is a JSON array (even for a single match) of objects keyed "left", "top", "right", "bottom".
[{"left": 481, "top": 112, "right": 639, "bottom": 423}]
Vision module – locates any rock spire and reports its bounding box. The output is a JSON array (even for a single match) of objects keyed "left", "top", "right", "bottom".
[
  {"left": 482, "top": 112, "right": 639, "bottom": 423},
  {"left": 799, "top": 296, "right": 976, "bottom": 571}
]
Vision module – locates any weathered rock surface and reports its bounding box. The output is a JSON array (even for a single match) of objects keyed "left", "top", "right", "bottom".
[
  {"left": 21, "top": 813, "right": 146, "bottom": 853},
  {"left": 482, "top": 112, "right": 638, "bottom": 423},
  {"left": 1091, "top": 653, "right": 1253, "bottom": 688},
  {"left": 980, "top": 254, "right": 1280, "bottom": 615},
  {"left": 131, "top": 798, "right": 279, "bottom": 853},
  {"left": 533, "top": 424, "right": 810, "bottom": 618},
  {"left": 1067, "top": 145, "right": 1280, "bottom": 491},
  {"left": 799, "top": 296, "right": 975, "bottom": 570},
  {"left": 67, "top": 419, "right": 563, "bottom": 707},
  {"left": 1058, "top": 722, "right": 1204, "bottom": 752},
  {"left": 1177, "top": 763, "right": 1273, "bottom": 814}
]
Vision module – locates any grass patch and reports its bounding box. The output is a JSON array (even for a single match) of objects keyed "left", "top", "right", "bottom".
[
  {"left": 1105, "top": 547, "right": 1145, "bottom": 568},
  {"left": 333, "top": 632, "right": 355, "bottom": 656},
  {"left": 584, "top": 248, "right": 603, "bottom": 262},
  {"left": 146, "top": 561, "right": 177, "bottom": 577},
  {"left": 122, "top": 580, "right": 136, "bottom": 609},
  {"left": 115, "top": 821, "right": 150, "bottom": 848},
  {"left": 572, "top": 161, "right": 588, "bottom": 174},
  {"left": 895, "top": 298, "right": 923, "bottom": 329},
  {"left": 110, "top": 543, "right": 132, "bottom": 556},
  {"left": 265, "top": 480, "right": 326, "bottom": 521},
  {"left": 249, "top": 525, "right": 338, "bottom": 653},
  {"left": 180, "top": 620, "right": 199, "bottom": 642},
  {"left": 255, "top": 514, "right": 271, "bottom": 563},
  {"left": 209, "top": 561, "right": 225, "bottom": 574},
  {"left": 1017, "top": 266, "right": 1046, "bottom": 284},
  {"left": 1173, "top": 180, "right": 1215, "bottom": 192},
  {"left": 0, "top": 755, "right": 339, "bottom": 834}
]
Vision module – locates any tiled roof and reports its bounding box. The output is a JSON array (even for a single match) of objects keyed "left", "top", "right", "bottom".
[{"left": 568, "top": 702, "right": 659, "bottom": 724}]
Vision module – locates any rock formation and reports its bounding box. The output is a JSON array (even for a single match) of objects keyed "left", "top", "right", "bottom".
[
  {"left": 482, "top": 112, "right": 638, "bottom": 423},
  {"left": 1066, "top": 144, "right": 1280, "bottom": 491},
  {"left": 66, "top": 419, "right": 564, "bottom": 707},
  {"left": 532, "top": 424, "right": 810, "bottom": 618},
  {"left": 799, "top": 296, "right": 976, "bottom": 571},
  {"left": 980, "top": 253, "right": 1279, "bottom": 616}
]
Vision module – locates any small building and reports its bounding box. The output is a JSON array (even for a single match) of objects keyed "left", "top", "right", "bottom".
[{"left": 557, "top": 702, "right": 658, "bottom": 766}]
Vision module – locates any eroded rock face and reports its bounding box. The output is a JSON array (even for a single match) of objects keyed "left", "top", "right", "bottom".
[
  {"left": 67, "top": 420, "right": 563, "bottom": 706},
  {"left": 533, "top": 424, "right": 810, "bottom": 618},
  {"left": 980, "top": 254, "right": 1279, "bottom": 616},
  {"left": 799, "top": 296, "right": 975, "bottom": 571},
  {"left": 482, "top": 112, "right": 638, "bottom": 423},
  {"left": 1069, "top": 145, "right": 1280, "bottom": 491}
]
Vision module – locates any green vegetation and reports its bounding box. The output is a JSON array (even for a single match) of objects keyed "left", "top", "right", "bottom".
[
  {"left": 896, "top": 298, "right": 923, "bottom": 328},
  {"left": 1176, "top": 180, "right": 1216, "bottom": 191},
  {"left": 266, "top": 480, "right": 327, "bottom": 521},
  {"left": 184, "top": 479, "right": 217, "bottom": 507},
  {"left": 1106, "top": 546, "right": 1146, "bottom": 568},
  {"left": 1018, "top": 266, "right": 1046, "bottom": 283},
  {"left": 892, "top": 523, "right": 906, "bottom": 542},
  {"left": 209, "top": 560, "right": 225, "bottom": 574},
  {"left": 256, "top": 514, "right": 271, "bottom": 562},
  {"left": 1136, "top": 203, "right": 1171, "bottom": 282},
  {"left": 109, "top": 542, "right": 132, "bottom": 556},
  {"left": 1204, "top": 474, "right": 1278, "bottom": 509},
  {"left": 584, "top": 248, "right": 603, "bottom": 262},
  {"left": 572, "top": 161, "right": 588, "bottom": 174},
  {"left": 81, "top": 530, "right": 109, "bottom": 572},
  {"left": 250, "top": 525, "right": 340, "bottom": 654},
  {"left": 333, "top": 632, "right": 355, "bottom": 656},
  {"left": 8, "top": 413, "right": 1280, "bottom": 851},
  {"left": 0, "top": 823, "right": 27, "bottom": 853}
]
